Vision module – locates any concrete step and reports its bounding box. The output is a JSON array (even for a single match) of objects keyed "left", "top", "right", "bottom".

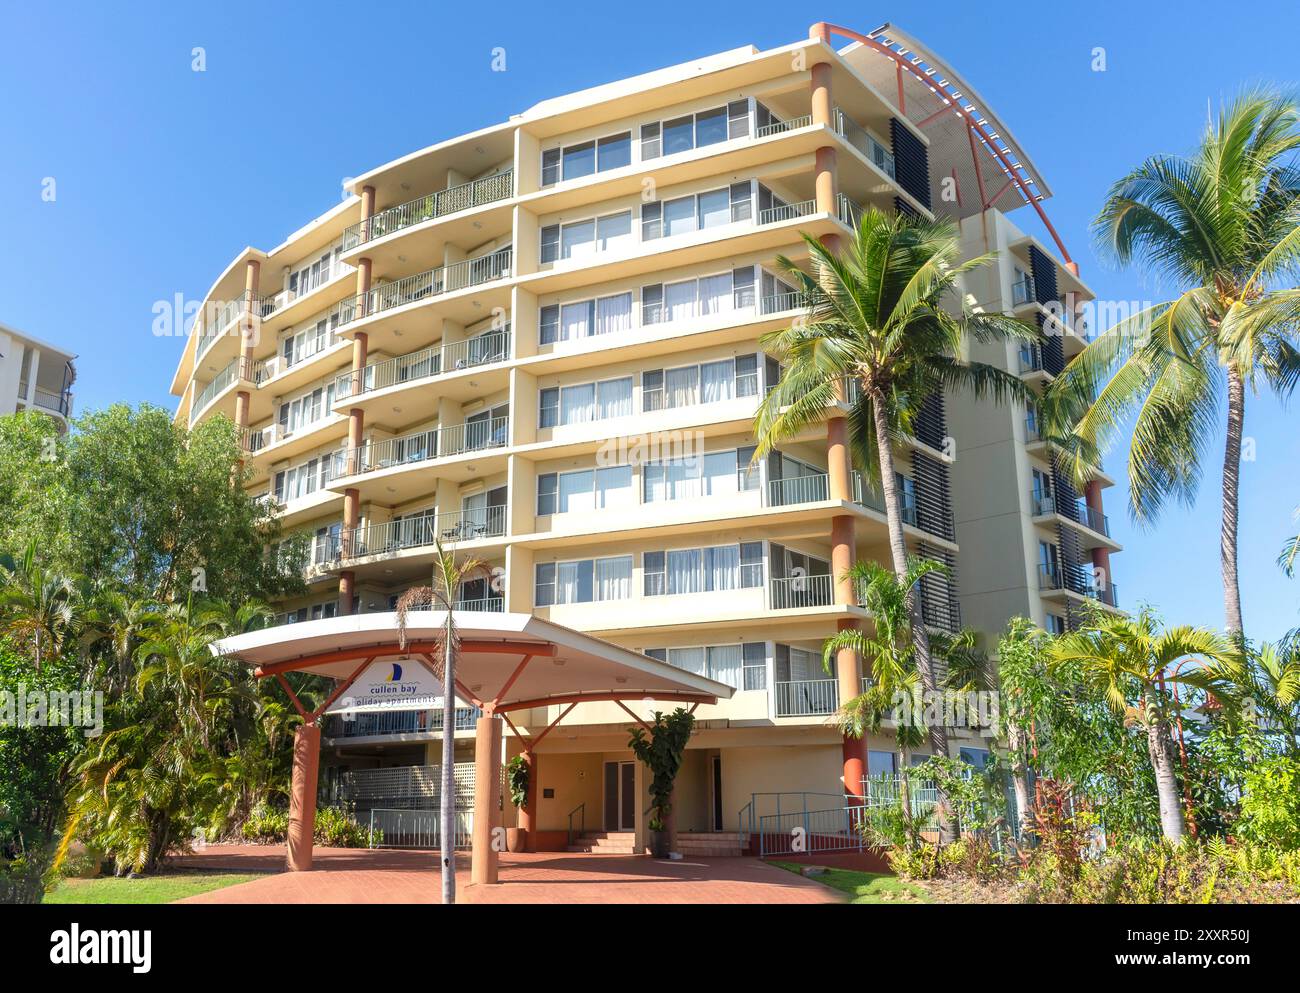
[{"left": 565, "top": 845, "right": 638, "bottom": 854}]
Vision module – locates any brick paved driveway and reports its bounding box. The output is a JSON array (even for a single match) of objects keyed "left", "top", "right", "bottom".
[{"left": 173, "top": 845, "right": 841, "bottom": 905}]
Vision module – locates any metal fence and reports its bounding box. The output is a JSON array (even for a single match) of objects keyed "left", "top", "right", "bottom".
[{"left": 367, "top": 807, "right": 475, "bottom": 849}]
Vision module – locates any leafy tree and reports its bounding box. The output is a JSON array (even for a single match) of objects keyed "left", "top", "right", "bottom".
[
  {"left": 755, "top": 208, "right": 1035, "bottom": 840},
  {"left": 1048, "top": 91, "right": 1300, "bottom": 637},
  {"left": 0, "top": 404, "right": 305, "bottom": 605}
]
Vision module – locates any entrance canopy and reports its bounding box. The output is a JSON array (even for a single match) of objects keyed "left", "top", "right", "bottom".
[{"left": 216, "top": 611, "right": 734, "bottom": 714}]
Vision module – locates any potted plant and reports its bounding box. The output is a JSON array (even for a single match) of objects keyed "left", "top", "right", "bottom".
[
  {"left": 505, "top": 753, "right": 530, "bottom": 853},
  {"left": 628, "top": 708, "right": 695, "bottom": 859}
]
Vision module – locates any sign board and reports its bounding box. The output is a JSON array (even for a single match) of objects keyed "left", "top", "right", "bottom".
[{"left": 325, "top": 658, "right": 443, "bottom": 715}]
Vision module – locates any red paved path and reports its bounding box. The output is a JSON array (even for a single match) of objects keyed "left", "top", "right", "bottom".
[{"left": 173, "top": 844, "right": 842, "bottom": 905}]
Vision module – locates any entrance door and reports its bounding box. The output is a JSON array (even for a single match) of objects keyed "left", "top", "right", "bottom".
[{"left": 603, "top": 761, "right": 636, "bottom": 831}]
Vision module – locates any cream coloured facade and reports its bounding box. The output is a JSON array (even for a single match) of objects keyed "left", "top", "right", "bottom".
[{"left": 172, "top": 24, "right": 1119, "bottom": 853}]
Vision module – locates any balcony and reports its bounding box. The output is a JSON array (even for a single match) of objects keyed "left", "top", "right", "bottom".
[
  {"left": 259, "top": 260, "right": 354, "bottom": 322},
  {"left": 356, "top": 249, "right": 512, "bottom": 325},
  {"left": 323, "top": 706, "right": 482, "bottom": 740},
  {"left": 331, "top": 506, "right": 507, "bottom": 563},
  {"left": 1011, "top": 276, "right": 1035, "bottom": 308},
  {"left": 195, "top": 294, "right": 250, "bottom": 360},
  {"left": 29, "top": 386, "right": 73, "bottom": 417},
  {"left": 1038, "top": 563, "right": 1119, "bottom": 608},
  {"left": 1032, "top": 490, "right": 1111, "bottom": 538},
  {"left": 333, "top": 416, "right": 509, "bottom": 478},
  {"left": 769, "top": 574, "right": 834, "bottom": 610},
  {"left": 335, "top": 327, "right": 511, "bottom": 401},
  {"left": 774, "top": 678, "right": 838, "bottom": 717},
  {"left": 333, "top": 762, "right": 477, "bottom": 809},
  {"left": 833, "top": 108, "right": 895, "bottom": 178},
  {"left": 757, "top": 197, "right": 816, "bottom": 226},
  {"left": 756, "top": 113, "right": 813, "bottom": 138},
  {"left": 342, "top": 171, "right": 514, "bottom": 251}
]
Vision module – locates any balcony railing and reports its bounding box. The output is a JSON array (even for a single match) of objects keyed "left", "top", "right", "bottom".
[
  {"left": 758, "top": 198, "right": 816, "bottom": 226},
  {"left": 335, "top": 762, "right": 477, "bottom": 807},
  {"left": 455, "top": 596, "right": 506, "bottom": 613},
  {"left": 359, "top": 249, "right": 512, "bottom": 320},
  {"left": 833, "top": 108, "right": 896, "bottom": 178},
  {"left": 30, "top": 387, "right": 72, "bottom": 416},
  {"left": 333, "top": 416, "right": 509, "bottom": 477},
  {"left": 324, "top": 706, "right": 482, "bottom": 740},
  {"left": 343, "top": 171, "right": 514, "bottom": 251},
  {"left": 1011, "top": 276, "right": 1035, "bottom": 307},
  {"left": 769, "top": 574, "right": 834, "bottom": 610},
  {"left": 260, "top": 261, "right": 353, "bottom": 320},
  {"left": 195, "top": 293, "right": 253, "bottom": 359},
  {"left": 765, "top": 473, "right": 830, "bottom": 507},
  {"left": 1078, "top": 503, "right": 1110, "bottom": 536},
  {"left": 332, "top": 506, "right": 507, "bottom": 561},
  {"left": 336, "top": 327, "right": 511, "bottom": 400},
  {"left": 1018, "top": 345, "right": 1044, "bottom": 374},
  {"left": 1038, "top": 563, "right": 1117, "bottom": 606},
  {"left": 192, "top": 359, "right": 241, "bottom": 419},
  {"left": 756, "top": 114, "right": 813, "bottom": 139},
  {"left": 774, "top": 678, "right": 838, "bottom": 717},
  {"left": 837, "top": 193, "right": 864, "bottom": 230}
]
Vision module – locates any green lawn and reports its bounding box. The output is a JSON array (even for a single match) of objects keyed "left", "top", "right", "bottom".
[
  {"left": 770, "top": 861, "right": 931, "bottom": 904},
  {"left": 44, "top": 871, "right": 261, "bottom": 904}
]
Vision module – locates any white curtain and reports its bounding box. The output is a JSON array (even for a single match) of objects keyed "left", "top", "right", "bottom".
[
  {"left": 708, "top": 645, "right": 743, "bottom": 688},
  {"left": 595, "top": 555, "right": 632, "bottom": 600},
  {"left": 667, "top": 548, "right": 701, "bottom": 595},
  {"left": 665, "top": 280, "right": 696, "bottom": 323},
  {"left": 597, "top": 377, "right": 633, "bottom": 419},
  {"left": 560, "top": 382, "right": 595, "bottom": 424},
  {"left": 699, "top": 273, "right": 732, "bottom": 315},
  {"left": 558, "top": 470, "right": 594, "bottom": 513},
  {"left": 669, "top": 647, "right": 707, "bottom": 677},
  {"left": 706, "top": 545, "right": 740, "bottom": 591},
  {"left": 665, "top": 366, "right": 698, "bottom": 408},
  {"left": 700, "top": 359, "right": 734, "bottom": 403},
  {"left": 596, "top": 293, "right": 632, "bottom": 334},
  {"left": 555, "top": 561, "right": 582, "bottom": 604},
  {"left": 594, "top": 466, "right": 632, "bottom": 507},
  {"left": 701, "top": 451, "right": 737, "bottom": 495},
  {"left": 560, "top": 301, "right": 590, "bottom": 341}
]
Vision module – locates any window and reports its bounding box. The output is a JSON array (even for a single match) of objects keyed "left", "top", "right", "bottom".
[
  {"left": 274, "top": 456, "right": 331, "bottom": 503},
  {"left": 868, "top": 751, "right": 897, "bottom": 777},
  {"left": 277, "top": 381, "right": 337, "bottom": 436},
  {"left": 742, "top": 641, "right": 766, "bottom": 690},
  {"left": 537, "top": 465, "right": 633, "bottom": 515},
  {"left": 535, "top": 555, "right": 632, "bottom": 606},
  {"left": 642, "top": 184, "right": 751, "bottom": 242},
  {"left": 775, "top": 643, "right": 821, "bottom": 681},
  {"left": 643, "top": 448, "right": 757, "bottom": 502},
  {"left": 642, "top": 643, "right": 759, "bottom": 690},
  {"left": 538, "top": 376, "right": 633, "bottom": 428},
  {"left": 539, "top": 291, "right": 632, "bottom": 346},
  {"left": 643, "top": 542, "right": 762, "bottom": 596},
  {"left": 894, "top": 472, "right": 917, "bottom": 523},
  {"left": 641, "top": 268, "right": 755, "bottom": 325},
  {"left": 540, "top": 210, "right": 632, "bottom": 263},
  {"left": 641, "top": 103, "right": 747, "bottom": 161},
  {"left": 541, "top": 132, "right": 633, "bottom": 187},
  {"left": 1045, "top": 613, "right": 1067, "bottom": 636},
  {"left": 641, "top": 356, "right": 758, "bottom": 411}
]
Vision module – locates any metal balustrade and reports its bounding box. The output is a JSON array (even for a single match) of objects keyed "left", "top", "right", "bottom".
[
  {"left": 333, "top": 506, "right": 507, "bottom": 561},
  {"left": 336, "top": 327, "right": 511, "bottom": 399},
  {"left": 336, "top": 762, "right": 477, "bottom": 806},
  {"left": 192, "top": 359, "right": 240, "bottom": 419},
  {"left": 343, "top": 171, "right": 514, "bottom": 250},
  {"left": 455, "top": 597, "right": 505, "bottom": 613},
  {"left": 764, "top": 473, "right": 830, "bottom": 507},
  {"left": 774, "top": 678, "right": 839, "bottom": 717},
  {"left": 1038, "top": 563, "right": 1117, "bottom": 607},
  {"left": 769, "top": 573, "right": 834, "bottom": 610},
  {"left": 332, "top": 416, "right": 509, "bottom": 477},
  {"left": 1011, "top": 277, "right": 1035, "bottom": 307},
  {"left": 1018, "top": 345, "right": 1044, "bottom": 374},
  {"left": 837, "top": 192, "right": 864, "bottom": 230},
  {"left": 834, "top": 108, "right": 896, "bottom": 177},
  {"left": 195, "top": 294, "right": 253, "bottom": 358},
  {"left": 31, "top": 387, "right": 72, "bottom": 416},
  {"left": 362, "top": 249, "right": 512, "bottom": 319},
  {"left": 259, "top": 261, "right": 353, "bottom": 319},
  {"left": 759, "top": 290, "right": 810, "bottom": 314},
  {"left": 368, "top": 807, "right": 474, "bottom": 849},
  {"left": 324, "top": 706, "right": 482, "bottom": 740},
  {"left": 758, "top": 198, "right": 816, "bottom": 226},
  {"left": 756, "top": 114, "right": 813, "bottom": 138}
]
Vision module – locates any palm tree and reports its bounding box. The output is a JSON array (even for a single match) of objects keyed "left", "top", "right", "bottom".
[
  {"left": 1047, "top": 608, "right": 1239, "bottom": 842},
  {"left": 395, "top": 540, "right": 485, "bottom": 906},
  {"left": 1047, "top": 91, "right": 1300, "bottom": 638},
  {"left": 756, "top": 208, "right": 1036, "bottom": 807},
  {"left": 0, "top": 541, "right": 77, "bottom": 672},
  {"left": 824, "top": 558, "right": 991, "bottom": 827}
]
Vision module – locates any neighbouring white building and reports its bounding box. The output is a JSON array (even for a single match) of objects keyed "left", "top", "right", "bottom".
[{"left": 0, "top": 320, "right": 76, "bottom": 429}]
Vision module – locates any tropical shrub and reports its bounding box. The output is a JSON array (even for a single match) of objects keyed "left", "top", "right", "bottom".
[
  {"left": 240, "top": 805, "right": 289, "bottom": 844},
  {"left": 313, "top": 805, "right": 380, "bottom": 848},
  {"left": 1236, "top": 756, "right": 1300, "bottom": 849}
]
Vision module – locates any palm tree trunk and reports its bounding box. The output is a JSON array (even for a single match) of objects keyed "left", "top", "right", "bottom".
[
  {"left": 1146, "top": 717, "right": 1186, "bottom": 843},
  {"left": 1007, "top": 720, "right": 1033, "bottom": 841},
  {"left": 1221, "top": 365, "right": 1246, "bottom": 638},
  {"left": 440, "top": 613, "right": 456, "bottom": 905},
  {"left": 868, "top": 388, "right": 954, "bottom": 841}
]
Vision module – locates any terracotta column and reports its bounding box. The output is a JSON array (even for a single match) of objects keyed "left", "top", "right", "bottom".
[
  {"left": 286, "top": 722, "right": 321, "bottom": 871},
  {"left": 471, "top": 714, "right": 503, "bottom": 884},
  {"left": 518, "top": 749, "right": 536, "bottom": 849},
  {"left": 360, "top": 184, "right": 376, "bottom": 242}
]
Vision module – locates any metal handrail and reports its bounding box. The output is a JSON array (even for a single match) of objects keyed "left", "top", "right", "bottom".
[
  {"left": 758, "top": 198, "right": 816, "bottom": 226},
  {"left": 756, "top": 114, "right": 813, "bottom": 138},
  {"left": 360, "top": 249, "right": 512, "bottom": 320},
  {"left": 332, "top": 415, "right": 509, "bottom": 478},
  {"left": 195, "top": 292, "right": 256, "bottom": 358},
  {"left": 773, "top": 678, "right": 839, "bottom": 717},
  {"left": 834, "top": 108, "right": 895, "bottom": 178},
  {"left": 333, "top": 506, "right": 507, "bottom": 561},
  {"left": 1011, "top": 276, "right": 1036, "bottom": 307},
  {"left": 343, "top": 171, "right": 514, "bottom": 250},
  {"left": 836, "top": 192, "right": 864, "bottom": 230},
  {"left": 567, "top": 802, "right": 585, "bottom": 847},
  {"left": 764, "top": 473, "right": 830, "bottom": 507},
  {"left": 336, "top": 327, "right": 511, "bottom": 399},
  {"left": 769, "top": 574, "right": 834, "bottom": 609}
]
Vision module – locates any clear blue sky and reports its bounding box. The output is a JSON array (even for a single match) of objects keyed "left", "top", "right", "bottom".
[{"left": 2, "top": 0, "right": 1298, "bottom": 641}]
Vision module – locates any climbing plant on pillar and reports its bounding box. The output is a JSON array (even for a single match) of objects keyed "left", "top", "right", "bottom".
[{"left": 628, "top": 708, "right": 695, "bottom": 858}]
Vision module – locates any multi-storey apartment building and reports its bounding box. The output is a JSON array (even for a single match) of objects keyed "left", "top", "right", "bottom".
[
  {"left": 1, "top": 320, "right": 75, "bottom": 429},
  {"left": 174, "top": 22, "right": 1119, "bottom": 854}
]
